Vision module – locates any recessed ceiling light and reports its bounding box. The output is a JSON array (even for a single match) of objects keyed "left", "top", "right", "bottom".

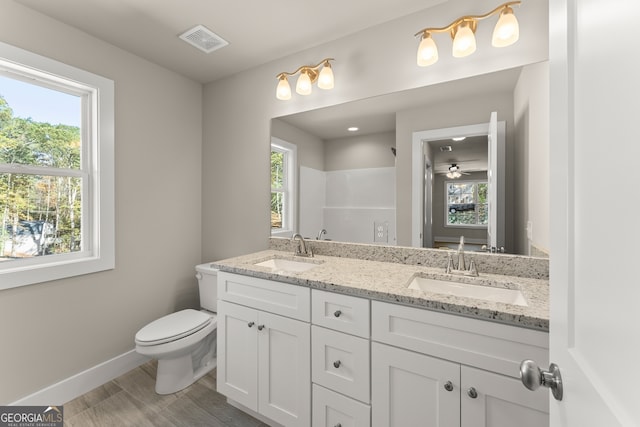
[
  {"left": 348, "top": 127, "right": 359, "bottom": 132},
  {"left": 452, "top": 136, "right": 466, "bottom": 141}
]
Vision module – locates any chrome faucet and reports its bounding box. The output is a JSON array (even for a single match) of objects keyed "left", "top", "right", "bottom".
[
  {"left": 291, "top": 233, "right": 313, "bottom": 257},
  {"left": 445, "top": 236, "right": 478, "bottom": 276},
  {"left": 457, "top": 236, "right": 466, "bottom": 271},
  {"left": 317, "top": 229, "right": 327, "bottom": 240}
]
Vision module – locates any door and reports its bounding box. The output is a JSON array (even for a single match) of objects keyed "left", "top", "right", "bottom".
[
  {"left": 257, "top": 310, "right": 311, "bottom": 427},
  {"left": 549, "top": 0, "right": 640, "bottom": 425},
  {"left": 487, "top": 112, "right": 498, "bottom": 250},
  {"left": 371, "top": 342, "right": 460, "bottom": 427},
  {"left": 217, "top": 301, "right": 259, "bottom": 410},
  {"left": 461, "top": 366, "right": 548, "bottom": 427},
  {"left": 486, "top": 111, "right": 505, "bottom": 251}
]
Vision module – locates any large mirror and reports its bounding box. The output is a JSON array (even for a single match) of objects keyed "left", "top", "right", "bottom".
[{"left": 270, "top": 64, "right": 549, "bottom": 256}]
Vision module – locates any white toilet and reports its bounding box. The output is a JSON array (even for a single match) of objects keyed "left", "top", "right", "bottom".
[{"left": 135, "top": 263, "right": 218, "bottom": 394}]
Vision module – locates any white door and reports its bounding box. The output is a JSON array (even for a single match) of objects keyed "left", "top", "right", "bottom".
[
  {"left": 217, "top": 301, "right": 259, "bottom": 410},
  {"left": 257, "top": 310, "right": 311, "bottom": 427},
  {"left": 548, "top": 0, "right": 640, "bottom": 425},
  {"left": 371, "top": 342, "right": 460, "bottom": 427}
]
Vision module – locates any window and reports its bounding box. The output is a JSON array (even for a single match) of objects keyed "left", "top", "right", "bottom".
[
  {"left": 446, "top": 180, "right": 488, "bottom": 227},
  {"left": 0, "top": 41, "right": 114, "bottom": 290},
  {"left": 270, "top": 138, "right": 296, "bottom": 236}
]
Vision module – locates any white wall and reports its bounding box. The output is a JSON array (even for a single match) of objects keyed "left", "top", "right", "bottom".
[
  {"left": 325, "top": 131, "right": 396, "bottom": 171},
  {"left": 202, "top": 0, "right": 549, "bottom": 262},
  {"left": 514, "top": 62, "right": 550, "bottom": 256},
  {"left": 0, "top": 1, "right": 203, "bottom": 404}
]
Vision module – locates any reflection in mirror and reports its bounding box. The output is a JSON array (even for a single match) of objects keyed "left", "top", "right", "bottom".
[{"left": 270, "top": 64, "right": 550, "bottom": 257}]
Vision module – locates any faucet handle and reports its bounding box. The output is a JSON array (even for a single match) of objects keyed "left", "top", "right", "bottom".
[{"left": 467, "top": 258, "right": 478, "bottom": 276}]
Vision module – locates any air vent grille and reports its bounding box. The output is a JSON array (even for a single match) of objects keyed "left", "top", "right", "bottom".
[{"left": 179, "top": 25, "right": 228, "bottom": 54}]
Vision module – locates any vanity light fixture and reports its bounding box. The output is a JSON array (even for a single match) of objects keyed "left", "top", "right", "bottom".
[
  {"left": 276, "top": 58, "right": 335, "bottom": 100},
  {"left": 415, "top": 1, "right": 521, "bottom": 67}
]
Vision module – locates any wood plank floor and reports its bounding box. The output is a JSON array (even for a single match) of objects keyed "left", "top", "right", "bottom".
[{"left": 63, "top": 360, "right": 269, "bottom": 427}]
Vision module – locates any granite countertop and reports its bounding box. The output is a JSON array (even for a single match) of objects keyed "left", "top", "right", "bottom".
[{"left": 211, "top": 249, "right": 549, "bottom": 331}]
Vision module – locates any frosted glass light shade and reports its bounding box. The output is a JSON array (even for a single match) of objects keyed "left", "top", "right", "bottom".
[
  {"left": 492, "top": 8, "right": 519, "bottom": 47},
  {"left": 296, "top": 71, "right": 312, "bottom": 95},
  {"left": 276, "top": 77, "right": 291, "bottom": 100},
  {"left": 417, "top": 34, "right": 439, "bottom": 66},
  {"left": 452, "top": 23, "right": 476, "bottom": 58},
  {"left": 318, "top": 64, "right": 334, "bottom": 90}
]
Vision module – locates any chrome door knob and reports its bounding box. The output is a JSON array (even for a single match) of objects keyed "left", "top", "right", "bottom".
[
  {"left": 444, "top": 381, "right": 454, "bottom": 392},
  {"left": 333, "top": 360, "right": 341, "bottom": 368},
  {"left": 247, "top": 321, "right": 255, "bottom": 328},
  {"left": 334, "top": 310, "right": 342, "bottom": 317},
  {"left": 520, "top": 359, "right": 563, "bottom": 401},
  {"left": 467, "top": 387, "right": 478, "bottom": 399},
  {"left": 257, "top": 324, "right": 265, "bottom": 331}
]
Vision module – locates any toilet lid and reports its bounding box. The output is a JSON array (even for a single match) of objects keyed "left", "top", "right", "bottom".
[{"left": 135, "top": 309, "right": 212, "bottom": 346}]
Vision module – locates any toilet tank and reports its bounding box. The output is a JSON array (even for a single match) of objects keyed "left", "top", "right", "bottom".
[{"left": 195, "top": 263, "right": 218, "bottom": 312}]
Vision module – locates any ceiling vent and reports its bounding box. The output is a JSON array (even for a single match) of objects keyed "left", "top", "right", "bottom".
[
  {"left": 440, "top": 145, "right": 453, "bottom": 152},
  {"left": 179, "top": 25, "right": 228, "bottom": 54}
]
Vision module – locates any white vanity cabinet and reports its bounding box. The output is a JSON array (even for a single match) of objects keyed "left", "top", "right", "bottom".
[
  {"left": 371, "top": 301, "right": 549, "bottom": 427},
  {"left": 217, "top": 272, "right": 311, "bottom": 427},
  {"left": 311, "top": 290, "right": 371, "bottom": 427}
]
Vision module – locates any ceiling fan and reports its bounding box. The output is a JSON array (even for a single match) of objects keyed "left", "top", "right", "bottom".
[{"left": 444, "top": 164, "right": 470, "bottom": 179}]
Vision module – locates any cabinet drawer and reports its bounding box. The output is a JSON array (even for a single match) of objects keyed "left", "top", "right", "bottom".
[
  {"left": 218, "top": 271, "right": 310, "bottom": 321},
  {"left": 312, "top": 326, "right": 370, "bottom": 403},
  {"left": 312, "top": 289, "right": 370, "bottom": 338},
  {"left": 313, "top": 384, "right": 370, "bottom": 427},
  {"left": 371, "top": 301, "right": 548, "bottom": 378}
]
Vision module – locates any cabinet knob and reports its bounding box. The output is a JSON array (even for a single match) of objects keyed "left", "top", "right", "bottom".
[
  {"left": 444, "top": 381, "right": 454, "bottom": 392},
  {"left": 257, "top": 324, "right": 265, "bottom": 331},
  {"left": 333, "top": 360, "right": 341, "bottom": 368},
  {"left": 467, "top": 387, "right": 478, "bottom": 399},
  {"left": 247, "top": 321, "right": 255, "bottom": 328},
  {"left": 334, "top": 424, "right": 342, "bottom": 427},
  {"left": 334, "top": 310, "right": 342, "bottom": 317}
]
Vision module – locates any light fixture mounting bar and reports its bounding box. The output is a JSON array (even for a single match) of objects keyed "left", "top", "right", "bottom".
[
  {"left": 414, "top": 1, "right": 521, "bottom": 38},
  {"left": 276, "top": 58, "right": 334, "bottom": 83}
]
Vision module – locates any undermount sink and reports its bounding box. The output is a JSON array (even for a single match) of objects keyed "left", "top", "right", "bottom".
[
  {"left": 254, "top": 257, "right": 322, "bottom": 273},
  {"left": 407, "top": 275, "right": 528, "bottom": 307}
]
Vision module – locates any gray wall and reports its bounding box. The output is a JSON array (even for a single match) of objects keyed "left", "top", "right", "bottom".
[
  {"left": 514, "top": 62, "right": 550, "bottom": 256},
  {"left": 324, "top": 131, "right": 396, "bottom": 171},
  {"left": 0, "top": 1, "right": 203, "bottom": 404},
  {"left": 271, "top": 118, "right": 324, "bottom": 171}
]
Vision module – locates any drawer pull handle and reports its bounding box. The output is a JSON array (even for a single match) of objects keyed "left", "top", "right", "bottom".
[
  {"left": 467, "top": 387, "right": 478, "bottom": 399},
  {"left": 257, "top": 324, "right": 265, "bottom": 331},
  {"left": 333, "top": 360, "right": 341, "bottom": 368},
  {"left": 334, "top": 310, "right": 342, "bottom": 317},
  {"left": 444, "top": 381, "right": 454, "bottom": 392},
  {"left": 247, "top": 322, "right": 255, "bottom": 328}
]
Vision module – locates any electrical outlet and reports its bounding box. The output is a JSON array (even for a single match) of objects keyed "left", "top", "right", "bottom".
[{"left": 374, "top": 221, "right": 388, "bottom": 243}]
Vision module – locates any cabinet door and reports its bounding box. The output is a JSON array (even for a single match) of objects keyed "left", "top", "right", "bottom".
[
  {"left": 372, "top": 342, "right": 460, "bottom": 427},
  {"left": 461, "top": 366, "right": 548, "bottom": 427},
  {"left": 217, "top": 301, "right": 258, "bottom": 411},
  {"left": 313, "top": 384, "right": 371, "bottom": 427},
  {"left": 258, "top": 310, "right": 311, "bottom": 427}
]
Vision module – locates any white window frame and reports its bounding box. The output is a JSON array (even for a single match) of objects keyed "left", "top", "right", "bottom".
[
  {"left": 0, "top": 41, "right": 114, "bottom": 290},
  {"left": 444, "top": 179, "right": 488, "bottom": 229},
  {"left": 270, "top": 137, "right": 297, "bottom": 237}
]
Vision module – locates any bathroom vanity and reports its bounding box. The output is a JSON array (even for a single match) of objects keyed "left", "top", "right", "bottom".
[{"left": 212, "top": 242, "right": 549, "bottom": 427}]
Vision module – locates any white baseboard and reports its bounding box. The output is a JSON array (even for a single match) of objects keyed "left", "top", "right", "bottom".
[{"left": 9, "top": 350, "right": 149, "bottom": 406}]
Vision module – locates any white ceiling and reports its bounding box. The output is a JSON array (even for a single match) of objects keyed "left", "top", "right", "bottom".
[{"left": 16, "top": 0, "right": 446, "bottom": 84}]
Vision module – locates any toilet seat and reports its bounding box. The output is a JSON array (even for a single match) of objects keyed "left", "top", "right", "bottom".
[{"left": 135, "top": 309, "right": 212, "bottom": 346}]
